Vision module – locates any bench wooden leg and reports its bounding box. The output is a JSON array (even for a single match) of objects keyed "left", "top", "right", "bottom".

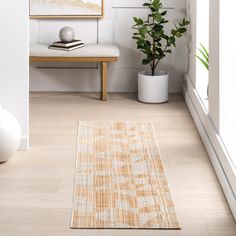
[{"left": 101, "top": 62, "right": 108, "bottom": 101}]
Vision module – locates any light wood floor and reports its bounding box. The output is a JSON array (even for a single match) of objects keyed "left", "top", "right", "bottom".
[{"left": 0, "top": 92, "right": 235, "bottom": 236}]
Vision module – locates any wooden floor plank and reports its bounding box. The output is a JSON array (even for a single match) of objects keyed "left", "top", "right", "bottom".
[{"left": 0, "top": 92, "right": 235, "bottom": 236}]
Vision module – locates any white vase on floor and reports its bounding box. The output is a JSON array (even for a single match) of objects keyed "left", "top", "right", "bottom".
[
  {"left": 138, "top": 71, "right": 169, "bottom": 103},
  {"left": 0, "top": 105, "right": 21, "bottom": 163}
]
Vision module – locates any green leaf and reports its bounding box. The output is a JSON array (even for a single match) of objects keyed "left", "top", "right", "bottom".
[
  {"left": 143, "top": 3, "right": 151, "bottom": 7},
  {"left": 196, "top": 43, "right": 209, "bottom": 70},
  {"left": 139, "top": 27, "right": 148, "bottom": 35},
  {"left": 180, "top": 19, "right": 190, "bottom": 27},
  {"left": 179, "top": 28, "right": 187, "bottom": 33},
  {"left": 184, "top": 20, "right": 190, "bottom": 26},
  {"left": 154, "top": 24, "right": 164, "bottom": 31},
  {"left": 161, "top": 34, "right": 169, "bottom": 40},
  {"left": 145, "top": 40, "right": 151, "bottom": 46},
  {"left": 198, "top": 48, "right": 209, "bottom": 63},
  {"left": 157, "top": 48, "right": 164, "bottom": 55},
  {"left": 200, "top": 43, "right": 209, "bottom": 58},
  {"left": 168, "top": 37, "right": 176, "bottom": 45},
  {"left": 133, "top": 17, "right": 138, "bottom": 22},
  {"left": 153, "top": 0, "right": 161, "bottom": 9},
  {"left": 176, "top": 32, "right": 182, "bottom": 38},
  {"left": 150, "top": 6, "right": 156, "bottom": 12},
  {"left": 137, "top": 38, "right": 145, "bottom": 44},
  {"left": 153, "top": 13, "right": 163, "bottom": 22},
  {"left": 142, "top": 59, "right": 151, "bottom": 65},
  {"left": 161, "top": 20, "right": 169, "bottom": 24},
  {"left": 161, "top": 10, "right": 167, "bottom": 16},
  {"left": 196, "top": 55, "right": 209, "bottom": 70},
  {"left": 133, "top": 17, "right": 144, "bottom": 25},
  {"left": 137, "top": 19, "right": 144, "bottom": 25},
  {"left": 171, "top": 29, "right": 177, "bottom": 35}
]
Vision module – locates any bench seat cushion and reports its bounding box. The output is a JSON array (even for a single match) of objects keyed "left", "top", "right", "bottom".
[{"left": 30, "top": 44, "right": 120, "bottom": 58}]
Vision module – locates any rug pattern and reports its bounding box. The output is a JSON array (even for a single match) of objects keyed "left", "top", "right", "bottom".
[{"left": 71, "top": 121, "right": 179, "bottom": 229}]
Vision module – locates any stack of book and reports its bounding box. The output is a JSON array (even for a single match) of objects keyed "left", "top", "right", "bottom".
[{"left": 49, "top": 40, "right": 85, "bottom": 51}]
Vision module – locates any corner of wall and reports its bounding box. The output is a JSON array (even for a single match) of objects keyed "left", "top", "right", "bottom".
[{"left": 19, "top": 137, "right": 29, "bottom": 151}]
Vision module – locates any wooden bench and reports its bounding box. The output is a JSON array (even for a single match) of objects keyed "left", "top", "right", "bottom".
[{"left": 29, "top": 44, "right": 120, "bottom": 101}]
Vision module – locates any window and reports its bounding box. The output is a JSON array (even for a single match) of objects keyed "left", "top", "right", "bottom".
[{"left": 219, "top": 1, "right": 236, "bottom": 165}]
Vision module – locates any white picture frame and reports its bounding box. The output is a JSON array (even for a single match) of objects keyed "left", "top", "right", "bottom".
[{"left": 30, "top": 0, "right": 104, "bottom": 19}]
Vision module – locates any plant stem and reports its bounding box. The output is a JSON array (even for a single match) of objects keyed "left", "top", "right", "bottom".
[
  {"left": 152, "top": 17, "right": 156, "bottom": 76},
  {"left": 154, "top": 45, "right": 168, "bottom": 69},
  {"left": 152, "top": 44, "right": 155, "bottom": 76}
]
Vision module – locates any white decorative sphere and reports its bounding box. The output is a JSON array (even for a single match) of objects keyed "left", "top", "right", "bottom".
[
  {"left": 59, "top": 26, "right": 75, "bottom": 43},
  {"left": 0, "top": 105, "right": 21, "bottom": 163}
]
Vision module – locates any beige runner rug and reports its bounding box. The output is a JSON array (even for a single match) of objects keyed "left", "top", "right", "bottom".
[{"left": 71, "top": 121, "right": 180, "bottom": 229}]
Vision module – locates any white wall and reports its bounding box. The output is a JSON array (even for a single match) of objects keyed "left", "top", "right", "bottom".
[
  {"left": 0, "top": 0, "right": 29, "bottom": 149},
  {"left": 30, "top": 0, "right": 188, "bottom": 93},
  {"left": 185, "top": 0, "right": 196, "bottom": 88}
]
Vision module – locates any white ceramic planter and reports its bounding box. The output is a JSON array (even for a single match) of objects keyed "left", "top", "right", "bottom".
[
  {"left": 138, "top": 71, "right": 169, "bottom": 103},
  {"left": 0, "top": 105, "right": 21, "bottom": 163}
]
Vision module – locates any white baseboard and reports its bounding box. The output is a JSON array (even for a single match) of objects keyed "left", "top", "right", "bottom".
[
  {"left": 18, "top": 137, "right": 29, "bottom": 151},
  {"left": 184, "top": 86, "right": 236, "bottom": 220}
]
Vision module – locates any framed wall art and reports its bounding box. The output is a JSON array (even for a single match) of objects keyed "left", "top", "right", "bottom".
[{"left": 30, "top": 0, "right": 104, "bottom": 19}]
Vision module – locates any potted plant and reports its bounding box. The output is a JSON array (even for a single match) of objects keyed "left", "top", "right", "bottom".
[
  {"left": 196, "top": 43, "right": 209, "bottom": 98},
  {"left": 132, "top": 0, "right": 190, "bottom": 103}
]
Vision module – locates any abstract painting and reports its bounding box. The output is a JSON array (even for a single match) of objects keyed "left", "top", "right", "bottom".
[{"left": 30, "top": 0, "right": 104, "bottom": 18}]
